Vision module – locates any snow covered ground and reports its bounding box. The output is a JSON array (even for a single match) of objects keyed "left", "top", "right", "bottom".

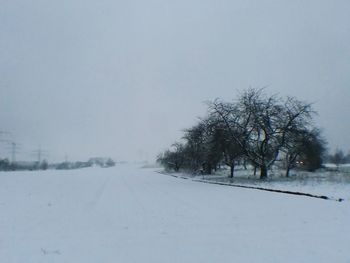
[
  {"left": 193, "top": 167, "right": 350, "bottom": 202},
  {"left": 1, "top": 164, "right": 350, "bottom": 262}
]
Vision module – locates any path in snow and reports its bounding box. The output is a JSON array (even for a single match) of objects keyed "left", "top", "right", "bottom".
[{"left": 0, "top": 164, "right": 349, "bottom": 263}]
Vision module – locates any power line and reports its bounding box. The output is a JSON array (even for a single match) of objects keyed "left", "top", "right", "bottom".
[
  {"left": 0, "top": 131, "right": 11, "bottom": 144},
  {"left": 0, "top": 132, "right": 13, "bottom": 160},
  {"left": 30, "top": 146, "right": 49, "bottom": 163}
]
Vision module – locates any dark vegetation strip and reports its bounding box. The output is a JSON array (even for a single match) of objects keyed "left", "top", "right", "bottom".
[{"left": 159, "top": 171, "right": 344, "bottom": 202}]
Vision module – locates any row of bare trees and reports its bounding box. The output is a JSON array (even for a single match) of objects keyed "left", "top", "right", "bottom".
[{"left": 158, "top": 89, "right": 326, "bottom": 179}]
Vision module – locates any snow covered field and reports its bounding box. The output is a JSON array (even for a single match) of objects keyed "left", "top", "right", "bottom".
[
  {"left": 192, "top": 167, "right": 350, "bottom": 202},
  {"left": 1, "top": 164, "right": 349, "bottom": 263}
]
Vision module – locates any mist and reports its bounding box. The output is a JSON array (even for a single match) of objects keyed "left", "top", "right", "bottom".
[{"left": 1, "top": 0, "right": 349, "bottom": 162}]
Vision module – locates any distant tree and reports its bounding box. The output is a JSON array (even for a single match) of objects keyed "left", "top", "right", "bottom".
[
  {"left": 106, "top": 158, "right": 116, "bottom": 167},
  {"left": 181, "top": 118, "right": 234, "bottom": 175},
  {"left": 298, "top": 129, "right": 327, "bottom": 171},
  {"left": 345, "top": 151, "right": 350, "bottom": 164},
  {"left": 182, "top": 122, "right": 208, "bottom": 172},
  {"left": 282, "top": 128, "right": 309, "bottom": 177},
  {"left": 206, "top": 118, "right": 243, "bottom": 177},
  {"left": 40, "top": 159, "right": 48, "bottom": 170},
  {"left": 56, "top": 162, "right": 70, "bottom": 170},
  {"left": 0, "top": 158, "right": 10, "bottom": 171},
  {"left": 331, "top": 149, "right": 345, "bottom": 169},
  {"left": 157, "top": 143, "right": 186, "bottom": 172}
]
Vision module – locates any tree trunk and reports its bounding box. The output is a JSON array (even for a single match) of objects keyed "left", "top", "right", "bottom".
[
  {"left": 285, "top": 165, "right": 291, "bottom": 177},
  {"left": 260, "top": 165, "right": 268, "bottom": 179},
  {"left": 243, "top": 159, "right": 247, "bottom": 170},
  {"left": 286, "top": 154, "right": 297, "bottom": 177},
  {"left": 229, "top": 161, "right": 235, "bottom": 178},
  {"left": 207, "top": 163, "right": 212, "bottom": 175}
]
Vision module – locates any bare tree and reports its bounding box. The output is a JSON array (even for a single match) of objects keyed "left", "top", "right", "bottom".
[
  {"left": 157, "top": 142, "right": 186, "bottom": 172},
  {"left": 282, "top": 128, "right": 319, "bottom": 177},
  {"left": 204, "top": 116, "right": 243, "bottom": 177},
  {"left": 210, "top": 88, "right": 314, "bottom": 179},
  {"left": 182, "top": 121, "right": 208, "bottom": 173},
  {"left": 159, "top": 88, "right": 324, "bottom": 179},
  {"left": 299, "top": 129, "right": 327, "bottom": 171}
]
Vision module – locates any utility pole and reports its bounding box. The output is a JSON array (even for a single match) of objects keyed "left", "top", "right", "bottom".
[
  {"left": 0, "top": 131, "right": 11, "bottom": 158},
  {"left": 9, "top": 142, "right": 20, "bottom": 164},
  {"left": 11, "top": 142, "right": 16, "bottom": 163},
  {"left": 37, "top": 146, "right": 42, "bottom": 163}
]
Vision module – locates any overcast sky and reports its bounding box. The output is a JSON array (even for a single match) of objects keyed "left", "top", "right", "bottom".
[{"left": 1, "top": 0, "right": 350, "bottom": 162}]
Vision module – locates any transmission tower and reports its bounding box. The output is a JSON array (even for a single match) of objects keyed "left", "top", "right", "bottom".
[
  {"left": 6, "top": 141, "right": 21, "bottom": 164},
  {"left": 31, "top": 146, "right": 48, "bottom": 163}
]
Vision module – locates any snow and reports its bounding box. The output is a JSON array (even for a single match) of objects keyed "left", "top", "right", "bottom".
[
  {"left": 1, "top": 164, "right": 350, "bottom": 262},
  {"left": 194, "top": 169, "right": 350, "bottom": 202}
]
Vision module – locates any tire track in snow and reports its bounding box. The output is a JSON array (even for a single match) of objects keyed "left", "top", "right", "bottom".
[
  {"left": 86, "top": 177, "right": 109, "bottom": 209},
  {"left": 120, "top": 173, "right": 146, "bottom": 213}
]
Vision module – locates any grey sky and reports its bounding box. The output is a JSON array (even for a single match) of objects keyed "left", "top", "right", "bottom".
[{"left": 1, "top": 0, "right": 350, "bottom": 162}]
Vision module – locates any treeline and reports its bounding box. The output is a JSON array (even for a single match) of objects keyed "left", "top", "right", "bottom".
[
  {"left": 55, "top": 158, "right": 116, "bottom": 170},
  {"left": 0, "top": 159, "right": 48, "bottom": 171},
  {"left": 158, "top": 88, "right": 326, "bottom": 179},
  {"left": 0, "top": 157, "right": 116, "bottom": 172},
  {"left": 326, "top": 149, "right": 350, "bottom": 168}
]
